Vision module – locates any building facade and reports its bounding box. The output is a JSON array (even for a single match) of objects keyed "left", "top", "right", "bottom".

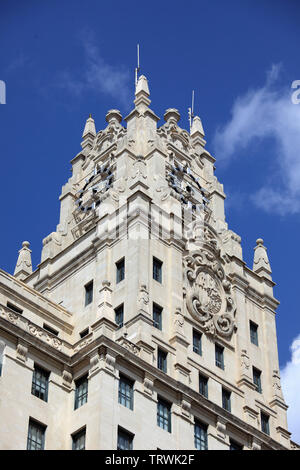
[{"left": 0, "top": 75, "right": 297, "bottom": 450}]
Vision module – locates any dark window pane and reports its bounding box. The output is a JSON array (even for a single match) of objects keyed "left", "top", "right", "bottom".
[
  {"left": 193, "top": 330, "right": 202, "bottom": 356},
  {"left": 157, "top": 349, "right": 167, "bottom": 373},
  {"left": 253, "top": 367, "right": 262, "bottom": 393},
  {"left": 117, "top": 429, "right": 133, "bottom": 450},
  {"left": 153, "top": 258, "right": 162, "bottom": 283},
  {"left": 85, "top": 281, "right": 93, "bottom": 306},
  {"left": 118, "top": 375, "right": 134, "bottom": 410},
  {"left": 230, "top": 440, "right": 243, "bottom": 450},
  {"left": 157, "top": 398, "right": 171, "bottom": 432},
  {"left": 250, "top": 321, "right": 258, "bottom": 346},
  {"left": 215, "top": 344, "right": 224, "bottom": 369},
  {"left": 199, "top": 374, "right": 208, "bottom": 398},
  {"left": 74, "top": 375, "right": 88, "bottom": 409},
  {"left": 116, "top": 258, "right": 125, "bottom": 283},
  {"left": 115, "top": 304, "right": 124, "bottom": 328},
  {"left": 27, "top": 420, "right": 46, "bottom": 450},
  {"left": 31, "top": 365, "right": 49, "bottom": 402},
  {"left": 261, "top": 412, "right": 270, "bottom": 435},
  {"left": 222, "top": 388, "right": 231, "bottom": 412},
  {"left": 194, "top": 421, "right": 208, "bottom": 450},
  {"left": 72, "top": 429, "right": 86, "bottom": 450},
  {"left": 153, "top": 303, "right": 162, "bottom": 330}
]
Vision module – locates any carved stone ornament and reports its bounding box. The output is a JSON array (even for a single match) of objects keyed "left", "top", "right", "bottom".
[{"left": 184, "top": 248, "right": 236, "bottom": 339}]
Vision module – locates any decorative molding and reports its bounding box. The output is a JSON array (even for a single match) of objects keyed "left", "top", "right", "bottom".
[{"left": 16, "top": 340, "right": 28, "bottom": 363}]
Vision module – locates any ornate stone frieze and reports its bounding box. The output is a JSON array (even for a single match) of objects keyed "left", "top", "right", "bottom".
[
  {"left": 28, "top": 324, "right": 63, "bottom": 351},
  {"left": 117, "top": 336, "right": 140, "bottom": 356},
  {"left": 184, "top": 246, "right": 236, "bottom": 339}
]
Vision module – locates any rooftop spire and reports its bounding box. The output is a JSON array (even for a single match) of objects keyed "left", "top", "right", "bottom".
[
  {"left": 253, "top": 238, "right": 272, "bottom": 279},
  {"left": 14, "top": 241, "right": 32, "bottom": 280},
  {"left": 81, "top": 115, "right": 96, "bottom": 150},
  {"left": 134, "top": 75, "right": 151, "bottom": 112},
  {"left": 191, "top": 115, "right": 205, "bottom": 138}
]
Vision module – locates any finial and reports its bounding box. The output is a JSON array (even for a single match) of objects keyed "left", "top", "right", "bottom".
[
  {"left": 105, "top": 109, "right": 122, "bottom": 124},
  {"left": 253, "top": 238, "right": 272, "bottom": 279},
  {"left": 82, "top": 115, "right": 96, "bottom": 138},
  {"left": 14, "top": 241, "right": 33, "bottom": 281},
  {"left": 134, "top": 75, "right": 151, "bottom": 111},
  {"left": 191, "top": 115, "right": 205, "bottom": 137},
  {"left": 164, "top": 108, "right": 180, "bottom": 123}
]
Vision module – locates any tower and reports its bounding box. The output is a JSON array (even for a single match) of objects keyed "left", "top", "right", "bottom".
[{"left": 0, "top": 75, "right": 296, "bottom": 450}]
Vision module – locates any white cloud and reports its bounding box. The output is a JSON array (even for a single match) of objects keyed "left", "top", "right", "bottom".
[
  {"left": 213, "top": 64, "right": 300, "bottom": 215},
  {"left": 281, "top": 334, "right": 300, "bottom": 444},
  {"left": 57, "top": 34, "right": 131, "bottom": 107}
]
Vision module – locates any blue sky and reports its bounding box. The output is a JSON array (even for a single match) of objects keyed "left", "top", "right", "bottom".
[{"left": 1, "top": 0, "right": 300, "bottom": 441}]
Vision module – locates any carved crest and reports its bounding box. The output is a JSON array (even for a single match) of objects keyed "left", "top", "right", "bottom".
[{"left": 184, "top": 248, "right": 236, "bottom": 339}]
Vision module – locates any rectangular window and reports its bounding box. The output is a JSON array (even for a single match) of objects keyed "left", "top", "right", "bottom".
[
  {"left": 72, "top": 428, "right": 86, "bottom": 450},
  {"left": 250, "top": 321, "right": 258, "bottom": 346},
  {"left": 153, "top": 257, "right": 162, "bottom": 283},
  {"left": 27, "top": 419, "right": 46, "bottom": 450},
  {"left": 31, "top": 365, "right": 50, "bottom": 402},
  {"left": 193, "top": 330, "right": 202, "bottom": 356},
  {"left": 199, "top": 373, "right": 208, "bottom": 398},
  {"left": 253, "top": 367, "right": 262, "bottom": 393},
  {"left": 153, "top": 303, "right": 162, "bottom": 330},
  {"left": 74, "top": 375, "right": 88, "bottom": 409},
  {"left": 157, "top": 348, "right": 167, "bottom": 373},
  {"left": 229, "top": 439, "right": 243, "bottom": 450},
  {"left": 43, "top": 323, "right": 59, "bottom": 336},
  {"left": 261, "top": 412, "right": 270, "bottom": 435},
  {"left": 117, "top": 428, "right": 133, "bottom": 450},
  {"left": 194, "top": 420, "right": 208, "bottom": 450},
  {"left": 215, "top": 344, "right": 224, "bottom": 370},
  {"left": 116, "top": 258, "right": 125, "bottom": 283},
  {"left": 115, "top": 304, "right": 124, "bottom": 329},
  {"left": 157, "top": 397, "right": 171, "bottom": 432},
  {"left": 79, "top": 328, "right": 89, "bottom": 339},
  {"left": 222, "top": 388, "right": 231, "bottom": 412},
  {"left": 118, "top": 375, "right": 134, "bottom": 410},
  {"left": 84, "top": 281, "right": 93, "bottom": 307},
  {"left": 7, "top": 302, "right": 23, "bottom": 314}
]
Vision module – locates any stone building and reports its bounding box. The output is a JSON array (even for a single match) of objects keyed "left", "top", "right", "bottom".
[{"left": 0, "top": 75, "right": 297, "bottom": 450}]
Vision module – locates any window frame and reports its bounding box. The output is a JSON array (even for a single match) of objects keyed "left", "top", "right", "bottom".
[
  {"left": 153, "top": 303, "right": 163, "bottom": 330},
  {"left": 253, "top": 367, "right": 262, "bottom": 393},
  {"left": 193, "top": 329, "right": 202, "bottom": 356},
  {"left": 115, "top": 304, "right": 124, "bottom": 329},
  {"left": 27, "top": 419, "right": 46, "bottom": 450},
  {"left": 74, "top": 374, "right": 88, "bottom": 410},
  {"left": 215, "top": 344, "right": 224, "bottom": 370},
  {"left": 194, "top": 420, "right": 208, "bottom": 450},
  {"left": 157, "top": 397, "right": 172, "bottom": 433},
  {"left": 116, "top": 258, "right": 125, "bottom": 284},
  {"left": 72, "top": 427, "right": 86, "bottom": 450},
  {"left": 229, "top": 439, "right": 243, "bottom": 450},
  {"left": 153, "top": 257, "right": 163, "bottom": 283},
  {"left": 250, "top": 321, "right": 258, "bottom": 346},
  {"left": 199, "top": 373, "right": 208, "bottom": 398},
  {"left": 84, "top": 281, "right": 93, "bottom": 307},
  {"left": 157, "top": 348, "right": 167, "bottom": 373},
  {"left": 261, "top": 412, "right": 270, "bottom": 435},
  {"left": 222, "top": 387, "right": 231, "bottom": 412},
  {"left": 118, "top": 374, "right": 134, "bottom": 410},
  {"left": 31, "top": 364, "right": 50, "bottom": 402},
  {"left": 117, "top": 427, "right": 134, "bottom": 450}
]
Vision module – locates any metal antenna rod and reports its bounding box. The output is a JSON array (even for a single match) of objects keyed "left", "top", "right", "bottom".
[
  {"left": 188, "top": 90, "right": 195, "bottom": 131},
  {"left": 135, "top": 44, "right": 140, "bottom": 87}
]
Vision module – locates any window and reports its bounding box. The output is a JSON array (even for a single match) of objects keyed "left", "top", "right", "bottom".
[
  {"left": 215, "top": 344, "right": 224, "bottom": 370},
  {"left": 116, "top": 258, "right": 125, "bottom": 283},
  {"left": 74, "top": 375, "right": 88, "bottom": 409},
  {"left": 117, "top": 428, "right": 133, "bottom": 450},
  {"left": 118, "top": 375, "right": 134, "bottom": 410},
  {"left": 79, "top": 328, "right": 89, "bottom": 339},
  {"left": 153, "top": 257, "right": 162, "bottom": 283},
  {"left": 250, "top": 321, "right": 258, "bottom": 346},
  {"left": 194, "top": 421, "right": 208, "bottom": 450},
  {"left": 7, "top": 302, "right": 23, "bottom": 314},
  {"left": 84, "top": 281, "right": 93, "bottom": 306},
  {"left": 27, "top": 419, "right": 46, "bottom": 450},
  {"left": 253, "top": 367, "right": 262, "bottom": 393},
  {"left": 157, "top": 348, "right": 167, "bottom": 373},
  {"left": 43, "top": 323, "right": 59, "bottom": 336},
  {"left": 31, "top": 365, "right": 49, "bottom": 402},
  {"left": 153, "top": 303, "right": 162, "bottom": 330},
  {"left": 199, "top": 373, "right": 208, "bottom": 398},
  {"left": 157, "top": 397, "right": 171, "bottom": 432},
  {"left": 261, "top": 412, "right": 270, "bottom": 435},
  {"left": 115, "top": 304, "right": 124, "bottom": 329},
  {"left": 222, "top": 388, "right": 231, "bottom": 412},
  {"left": 193, "top": 330, "right": 202, "bottom": 356},
  {"left": 229, "top": 439, "right": 243, "bottom": 450},
  {"left": 72, "top": 428, "right": 86, "bottom": 450}
]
